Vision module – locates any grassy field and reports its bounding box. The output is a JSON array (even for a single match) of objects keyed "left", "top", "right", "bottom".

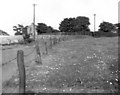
[{"left": 2, "top": 35, "right": 118, "bottom": 93}]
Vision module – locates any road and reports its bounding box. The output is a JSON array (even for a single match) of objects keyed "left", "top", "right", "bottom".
[{"left": 2, "top": 45, "right": 35, "bottom": 84}]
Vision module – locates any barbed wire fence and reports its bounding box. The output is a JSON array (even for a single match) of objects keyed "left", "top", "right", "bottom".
[
  {"left": 2, "top": 46, "right": 36, "bottom": 66},
  {"left": 2, "top": 34, "right": 69, "bottom": 68},
  {"left": 2, "top": 34, "right": 70, "bottom": 93}
]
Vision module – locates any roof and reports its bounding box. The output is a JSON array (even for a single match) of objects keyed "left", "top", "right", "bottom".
[{"left": 0, "top": 29, "right": 9, "bottom": 36}]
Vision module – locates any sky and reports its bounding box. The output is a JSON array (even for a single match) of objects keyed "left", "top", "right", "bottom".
[{"left": 0, "top": 0, "right": 119, "bottom": 35}]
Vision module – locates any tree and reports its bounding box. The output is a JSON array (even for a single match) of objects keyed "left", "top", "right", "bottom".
[
  {"left": 22, "top": 26, "right": 28, "bottom": 35},
  {"left": 36, "top": 23, "right": 48, "bottom": 34},
  {"left": 13, "top": 24, "right": 24, "bottom": 35},
  {"left": 13, "top": 24, "right": 33, "bottom": 43},
  {"left": 99, "top": 21, "right": 116, "bottom": 32},
  {"left": 115, "top": 23, "right": 120, "bottom": 30},
  {"left": 59, "top": 16, "right": 90, "bottom": 35},
  {"left": 36, "top": 23, "right": 59, "bottom": 34},
  {"left": 52, "top": 29, "right": 60, "bottom": 33},
  {"left": 73, "top": 16, "right": 90, "bottom": 34},
  {"left": 47, "top": 26, "right": 53, "bottom": 33},
  {"left": 97, "top": 22, "right": 118, "bottom": 37},
  {"left": 59, "top": 17, "right": 75, "bottom": 33},
  {"left": 15, "top": 32, "right": 22, "bottom": 35},
  {"left": 115, "top": 23, "right": 120, "bottom": 36}
]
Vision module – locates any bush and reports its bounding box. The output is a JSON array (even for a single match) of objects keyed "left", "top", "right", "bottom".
[
  {"left": 91, "top": 31, "right": 118, "bottom": 38},
  {"left": 22, "top": 34, "right": 34, "bottom": 44},
  {"left": 99, "top": 31, "right": 118, "bottom": 37}
]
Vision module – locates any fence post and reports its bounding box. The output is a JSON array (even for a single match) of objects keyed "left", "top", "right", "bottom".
[
  {"left": 53, "top": 37, "right": 56, "bottom": 45},
  {"left": 35, "top": 44, "right": 42, "bottom": 64},
  {"left": 44, "top": 41, "right": 48, "bottom": 55},
  {"left": 49, "top": 37, "right": 52, "bottom": 49},
  {"left": 17, "top": 50, "right": 26, "bottom": 93}
]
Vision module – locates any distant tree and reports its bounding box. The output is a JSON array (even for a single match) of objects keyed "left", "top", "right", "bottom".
[
  {"left": 115, "top": 23, "right": 120, "bottom": 36},
  {"left": 47, "top": 26, "right": 54, "bottom": 33},
  {"left": 115, "top": 23, "right": 120, "bottom": 30},
  {"left": 74, "top": 16, "right": 90, "bottom": 31},
  {"left": 97, "top": 22, "right": 119, "bottom": 37},
  {"left": 15, "top": 32, "right": 22, "bottom": 35},
  {"left": 59, "top": 16, "right": 90, "bottom": 35},
  {"left": 73, "top": 16, "right": 90, "bottom": 35},
  {"left": 22, "top": 26, "right": 28, "bottom": 35},
  {"left": 36, "top": 23, "right": 59, "bottom": 34},
  {"left": 13, "top": 24, "right": 24, "bottom": 35},
  {"left": 99, "top": 21, "right": 116, "bottom": 32},
  {"left": 52, "top": 29, "right": 60, "bottom": 33},
  {"left": 59, "top": 17, "right": 75, "bottom": 33},
  {"left": 36, "top": 23, "right": 48, "bottom": 34},
  {"left": 13, "top": 24, "right": 33, "bottom": 43}
]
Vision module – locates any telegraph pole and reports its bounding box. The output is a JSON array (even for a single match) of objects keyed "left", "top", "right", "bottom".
[
  {"left": 33, "top": 4, "right": 36, "bottom": 40},
  {"left": 94, "top": 14, "right": 96, "bottom": 32}
]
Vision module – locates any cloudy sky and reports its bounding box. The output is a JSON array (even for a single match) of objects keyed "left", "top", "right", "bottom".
[{"left": 0, "top": 0, "right": 119, "bottom": 35}]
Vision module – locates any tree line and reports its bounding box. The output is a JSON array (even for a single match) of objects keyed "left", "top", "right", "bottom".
[{"left": 13, "top": 16, "right": 120, "bottom": 37}]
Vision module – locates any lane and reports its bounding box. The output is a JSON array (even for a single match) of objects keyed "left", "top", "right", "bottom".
[
  {"left": 2, "top": 45, "right": 36, "bottom": 86},
  {"left": 2, "top": 36, "right": 46, "bottom": 88}
]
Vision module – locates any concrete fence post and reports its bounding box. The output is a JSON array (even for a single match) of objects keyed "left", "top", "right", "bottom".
[{"left": 17, "top": 50, "right": 26, "bottom": 93}]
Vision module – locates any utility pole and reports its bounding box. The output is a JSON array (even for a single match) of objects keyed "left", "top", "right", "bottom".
[
  {"left": 33, "top": 4, "right": 36, "bottom": 40},
  {"left": 118, "top": 1, "right": 120, "bottom": 36},
  {"left": 94, "top": 14, "right": 96, "bottom": 32}
]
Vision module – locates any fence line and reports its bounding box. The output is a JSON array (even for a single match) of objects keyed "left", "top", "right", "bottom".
[
  {"left": 2, "top": 46, "right": 36, "bottom": 66},
  {"left": 3, "top": 34, "right": 71, "bottom": 93},
  {"left": 2, "top": 35, "right": 69, "bottom": 66},
  {"left": 15, "top": 35, "right": 63, "bottom": 93}
]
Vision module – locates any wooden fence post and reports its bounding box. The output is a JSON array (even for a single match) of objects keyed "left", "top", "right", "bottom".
[
  {"left": 53, "top": 37, "right": 56, "bottom": 45},
  {"left": 17, "top": 50, "right": 26, "bottom": 93},
  {"left": 44, "top": 41, "right": 48, "bottom": 55},
  {"left": 58, "top": 37, "right": 61, "bottom": 42},
  {"left": 35, "top": 44, "right": 42, "bottom": 64},
  {"left": 49, "top": 37, "right": 52, "bottom": 49}
]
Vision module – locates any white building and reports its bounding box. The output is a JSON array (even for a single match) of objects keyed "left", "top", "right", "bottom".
[{"left": 27, "top": 23, "right": 37, "bottom": 39}]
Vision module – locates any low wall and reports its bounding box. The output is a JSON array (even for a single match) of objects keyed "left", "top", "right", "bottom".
[{"left": 0, "top": 35, "right": 23, "bottom": 45}]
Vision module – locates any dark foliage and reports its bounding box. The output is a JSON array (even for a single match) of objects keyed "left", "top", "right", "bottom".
[
  {"left": 13, "top": 24, "right": 33, "bottom": 44},
  {"left": 36, "top": 23, "right": 48, "bottom": 34},
  {"left": 115, "top": 23, "right": 120, "bottom": 29},
  {"left": 90, "top": 22, "right": 118, "bottom": 38},
  {"left": 13, "top": 24, "right": 28, "bottom": 36},
  {"left": 13, "top": 24, "right": 24, "bottom": 35},
  {"left": 59, "top": 17, "right": 75, "bottom": 33},
  {"left": 14, "top": 32, "right": 22, "bottom": 35},
  {"left": 36, "top": 23, "right": 60, "bottom": 34},
  {"left": 99, "top": 21, "right": 116, "bottom": 32},
  {"left": 91, "top": 31, "right": 118, "bottom": 38},
  {"left": 59, "top": 16, "right": 90, "bottom": 34}
]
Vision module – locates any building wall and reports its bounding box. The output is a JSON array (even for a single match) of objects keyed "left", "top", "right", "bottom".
[
  {"left": 27, "top": 23, "right": 37, "bottom": 38},
  {"left": 0, "top": 35, "right": 23, "bottom": 45}
]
